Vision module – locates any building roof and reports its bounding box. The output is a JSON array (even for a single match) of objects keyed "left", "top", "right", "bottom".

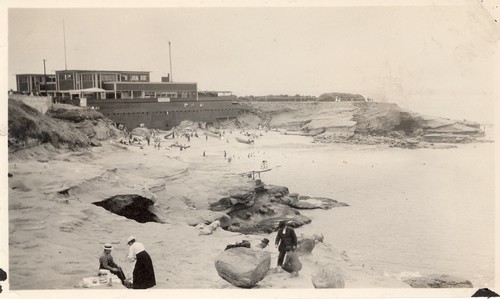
[
  {"left": 16, "top": 74, "right": 56, "bottom": 76},
  {"left": 110, "top": 81, "right": 197, "bottom": 85},
  {"left": 55, "top": 70, "right": 150, "bottom": 74}
]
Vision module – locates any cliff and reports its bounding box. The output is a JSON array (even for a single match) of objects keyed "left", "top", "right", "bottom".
[
  {"left": 8, "top": 98, "right": 125, "bottom": 157},
  {"left": 239, "top": 101, "right": 485, "bottom": 146}
]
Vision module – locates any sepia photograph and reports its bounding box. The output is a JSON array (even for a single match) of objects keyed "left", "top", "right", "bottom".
[{"left": 1, "top": 0, "right": 498, "bottom": 298}]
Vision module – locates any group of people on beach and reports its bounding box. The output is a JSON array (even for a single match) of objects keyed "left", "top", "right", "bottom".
[{"left": 98, "top": 236, "right": 156, "bottom": 289}]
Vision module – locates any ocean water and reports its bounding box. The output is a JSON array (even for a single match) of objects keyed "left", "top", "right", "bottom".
[{"left": 229, "top": 133, "right": 495, "bottom": 287}]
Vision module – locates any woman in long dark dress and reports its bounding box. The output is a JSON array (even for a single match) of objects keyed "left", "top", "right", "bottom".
[{"left": 127, "top": 236, "right": 156, "bottom": 289}]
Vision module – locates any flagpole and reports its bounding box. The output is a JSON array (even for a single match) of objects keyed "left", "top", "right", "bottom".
[{"left": 169, "top": 41, "right": 173, "bottom": 82}]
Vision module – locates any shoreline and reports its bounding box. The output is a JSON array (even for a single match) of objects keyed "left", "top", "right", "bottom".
[{"left": 8, "top": 128, "right": 493, "bottom": 289}]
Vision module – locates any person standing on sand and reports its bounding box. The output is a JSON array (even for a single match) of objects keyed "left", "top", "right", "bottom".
[
  {"left": 99, "top": 243, "right": 127, "bottom": 285},
  {"left": 282, "top": 245, "right": 302, "bottom": 277},
  {"left": 127, "top": 236, "right": 156, "bottom": 289},
  {"left": 274, "top": 221, "right": 297, "bottom": 272}
]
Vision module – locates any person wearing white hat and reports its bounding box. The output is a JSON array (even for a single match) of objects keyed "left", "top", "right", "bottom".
[
  {"left": 99, "top": 243, "right": 126, "bottom": 285},
  {"left": 127, "top": 236, "right": 156, "bottom": 289}
]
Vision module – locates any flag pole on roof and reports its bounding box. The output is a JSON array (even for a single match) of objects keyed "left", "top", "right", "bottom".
[
  {"left": 169, "top": 41, "right": 173, "bottom": 82},
  {"left": 63, "top": 20, "right": 67, "bottom": 71}
]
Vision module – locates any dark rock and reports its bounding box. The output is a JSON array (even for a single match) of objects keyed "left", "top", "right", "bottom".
[
  {"left": 210, "top": 194, "right": 256, "bottom": 211},
  {"left": 254, "top": 179, "right": 266, "bottom": 192},
  {"left": 404, "top": 274, "right": 473, "bottom": 288},
  {"left": 472, "top": 288, "right": 499, "bottom": 297},
  {"left": 90, "top": 139, "right": 102, "bottom": 147},
  {"left": 215, "top": 247, "right": 271, "bottom": 288},
  {"left": 211, "top": 180, "right": 346, "bottom": 234},
  {"left": 311, "top": 264, "right": 345, "bottom": 288},
  {"left": 278, "top": 195, "right": 292, "bottom": 204},
  {"left": 266, "top": 185, "right": 289, "bottom": 197}
]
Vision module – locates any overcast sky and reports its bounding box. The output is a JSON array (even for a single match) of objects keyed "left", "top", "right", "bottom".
[{"left": 7, "top": 1, "right": 499, "bottom": 123}]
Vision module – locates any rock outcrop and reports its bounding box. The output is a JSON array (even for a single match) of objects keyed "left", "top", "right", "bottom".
[
  {"left": 242, "top": 101, "right": 485, "bottom": 147},
  {"left": 209, "top": 180, "right": 348, "bottom": 234},
  {"left": 311, "top": 264, "right": 346, "bottom": 288},
  {"left": 404, "top": 274, "right": 473, "bottom": 288},
  {"left": 214, "top": 247, "right": 271, "bottom": 288}
]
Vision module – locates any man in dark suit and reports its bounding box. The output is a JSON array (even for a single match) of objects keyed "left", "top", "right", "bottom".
[{"left": 274, "top": 220, "right": 297, "bottom": 271}]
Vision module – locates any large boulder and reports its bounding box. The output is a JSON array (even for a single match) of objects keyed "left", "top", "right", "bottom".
[
  {"left": 297, "top": 238, "right": 315, "bottom": 255},
  {"left": 404, "top": 274, "right": 473, "bottom": 288},
  {"left": 311, "top": 264, "right": 346, "bottom": 288},
  {"left": 215, "top": 247, "right": 271, "bottom": 288},
  {"left": 265, "top": 185, "right": 289, "bottom": 197}
]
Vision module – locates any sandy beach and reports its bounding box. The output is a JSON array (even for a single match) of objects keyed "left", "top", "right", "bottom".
[{"left": 7, "top": 127, "right": 495, "bottom": 291}]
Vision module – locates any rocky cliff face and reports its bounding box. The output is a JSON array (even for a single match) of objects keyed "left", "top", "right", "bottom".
[
  {"left": 8, "top": 99, "right": 124, "bottom": 155},
  {"left": 239, "top": 101, "right": 485, "bottom": 147}
]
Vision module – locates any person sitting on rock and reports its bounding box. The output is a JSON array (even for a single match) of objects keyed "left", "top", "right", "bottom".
[
  {"left": 99, "top": 243, "right": 127, "bottom": 285},
  {"left": 282, "top": 245, "right": 302, "bottom": 277}
]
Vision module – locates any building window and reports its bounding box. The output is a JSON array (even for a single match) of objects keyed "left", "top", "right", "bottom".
[
  {"left": 121, "top": 74, "right": 128, "bottom": 81},
  {"left": 121, "top": 91, "right": 132, "bottom": 99},
  {"left": 82, "top": 74, "right": 93, "bottom": 81},
  {"left": 58, "top": 73, "right": 73, "bottom": 80},
  {"left": 145, "top": 91, "right": 155, "bottom": 98},
  {"left": 130, "top": 75, "right": 139, "bottom": 81},
  {"left": 140, "top": 75, "right": 148, "bottom": 81},
  {"left": 101, "top": 74, "right": 116, "bottom": 82}
]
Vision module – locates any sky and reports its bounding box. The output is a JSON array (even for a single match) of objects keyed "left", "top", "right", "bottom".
[{"left": 6, "top": 1, "right": 500, "bottom": 123}]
